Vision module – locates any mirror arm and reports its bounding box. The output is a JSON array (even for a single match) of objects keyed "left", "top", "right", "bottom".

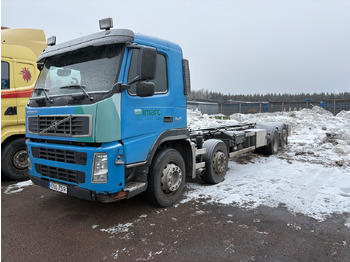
[
  {"left": 127, "top": 77, "right": 139, "bottom": 86},
  {"left": 113, "top": 81, "right": 130, "bottom": 92}
]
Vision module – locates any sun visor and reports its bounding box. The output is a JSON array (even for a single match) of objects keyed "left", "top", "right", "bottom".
[{"left": 37, "top": 29, "right": 134, "bottom": 63}]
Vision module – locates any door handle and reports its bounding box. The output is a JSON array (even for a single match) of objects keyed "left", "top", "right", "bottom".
[{"left": 164, "top": 116, "right": 173, "bottom": 123}]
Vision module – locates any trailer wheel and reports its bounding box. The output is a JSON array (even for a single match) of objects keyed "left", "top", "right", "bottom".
[
  {"left": 146, "top": 148, "right": 186, "bottom": 207},
  {"left": 1, "top": 138, "right": 29, "bottom": 181},
  {"left": 201, "top": 139, "right": 228, "bottom": 184},
  {"left": 260, "top": 130, "right": 279, "bottom": 155}
]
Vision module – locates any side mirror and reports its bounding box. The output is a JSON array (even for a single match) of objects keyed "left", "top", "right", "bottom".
[
  {"left": 128, "top": 46, "right": 157, "bottom": 85},
  {"left": 139, "top": 47, "right": 157, "bottom": 81},
  {"left": 136, "top": 81, "right": 155, "bottom": 97}
]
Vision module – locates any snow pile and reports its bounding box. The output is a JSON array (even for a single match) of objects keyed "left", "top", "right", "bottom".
[
  {"left": 185, "top": 107, "right": 350, "bottom": 226},
  {"left": 188, "top": 106, "right": 350, "bottom": 168},
  {"left": 187, "top": 109, "right": 239, "bottom": 130}
]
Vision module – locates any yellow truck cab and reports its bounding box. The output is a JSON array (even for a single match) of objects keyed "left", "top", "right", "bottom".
[{"left": 1, "top": 28, "right": 46, "bottom": 180}]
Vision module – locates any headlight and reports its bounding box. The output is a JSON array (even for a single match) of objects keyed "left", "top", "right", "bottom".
[{"left": 92, "top": 153, "right": 108, "bottom": 183}]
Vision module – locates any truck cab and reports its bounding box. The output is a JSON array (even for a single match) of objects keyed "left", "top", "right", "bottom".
[{"left": 26, "top": 19, "right": 192, "bottom": 206}]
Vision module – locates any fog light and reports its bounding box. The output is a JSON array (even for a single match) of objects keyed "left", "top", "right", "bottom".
[{"left": 92, "top": 153, "right": 108, "bottom": 183}]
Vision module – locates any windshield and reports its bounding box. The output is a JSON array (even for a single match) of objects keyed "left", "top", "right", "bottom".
[{"left": 32, "top": 44, "right": 124, "bottom": 98}]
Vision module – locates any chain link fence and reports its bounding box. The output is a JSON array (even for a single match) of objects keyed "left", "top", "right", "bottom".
[{"left": 187, "top": 99, "right": 350, "bottom": 116}]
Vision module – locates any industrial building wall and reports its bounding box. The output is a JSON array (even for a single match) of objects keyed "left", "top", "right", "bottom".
[{"left": 187, "top": 99, "right": 350, "bottom": 116}]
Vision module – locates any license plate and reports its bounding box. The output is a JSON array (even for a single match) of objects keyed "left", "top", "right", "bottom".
[{"left": 49, "top": 182, "right": 67, "bottom": 194}]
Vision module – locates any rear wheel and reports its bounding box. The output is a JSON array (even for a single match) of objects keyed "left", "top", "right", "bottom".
[
  {"left": 1, "top": 138, "right": 29, "bottom": 181},
  {"left": 259, "top": 130, "right": 279, "bottom": 155},
  {"left": 201, "top": 139, "right": 228, "bottom": 184},
  {"left": 146, "top": 148, "right": 186, "bottom": 207}
]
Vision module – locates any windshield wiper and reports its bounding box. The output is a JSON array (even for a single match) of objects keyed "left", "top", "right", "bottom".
[
  {"left": 34, "top": 87, "right": 53, "bottom": 103},
  {"left": 60, "top": 85, "right": 94, "bottom": 101}
]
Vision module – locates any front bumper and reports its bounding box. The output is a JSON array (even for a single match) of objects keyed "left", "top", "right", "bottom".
[
  {"left": 27, "top": 140, "right": 125, "bottom": 198},
  {"left": 30, "top": 175, "right": 94, "bottom": 200},
  {"left": 30, "top": 175, "right": 128, "bottom": 202}
]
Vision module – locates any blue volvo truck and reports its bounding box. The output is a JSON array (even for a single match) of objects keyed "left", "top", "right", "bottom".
[{"left": 26, "top": 18, "right": 290, "bottom": 207}]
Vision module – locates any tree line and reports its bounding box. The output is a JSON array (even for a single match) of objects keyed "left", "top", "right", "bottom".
[{"left": 187, "top": 89, "right": 350, "bottom": 103}]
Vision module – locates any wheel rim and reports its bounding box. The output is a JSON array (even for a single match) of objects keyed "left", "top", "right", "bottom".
[
  {"left": 213, "top": 151, "right": 227, "bottom": 174},
  {"left": 161, "top": 163, "right": 183, "bottom": 193},
  {"left": 12, "top": 149, "right": 28, "bottom": 169}
]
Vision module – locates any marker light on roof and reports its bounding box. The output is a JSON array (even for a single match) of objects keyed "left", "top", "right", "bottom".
[{"left": 99, "top": 18, "right": 113, "bottom": 31}]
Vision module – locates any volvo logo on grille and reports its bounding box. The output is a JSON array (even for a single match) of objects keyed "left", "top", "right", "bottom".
[
  {"left": 40, "top": 115, "right": 73, "bottom": 134},
  {"left": 52, "top": 122, "right": 58, "bottom": 130}
]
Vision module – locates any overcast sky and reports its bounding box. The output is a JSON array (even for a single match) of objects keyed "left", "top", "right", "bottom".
[{"left": 2, "top": 0, "right": 350, "bottom": 95}]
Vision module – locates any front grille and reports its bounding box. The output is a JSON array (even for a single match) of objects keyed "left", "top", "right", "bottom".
[
  {"left": 32, "top": 147, "right": 87, "bottom": 165},
  {"left": 35, "top": 164, "right": 85, "bottom": 184},
  {"left": 28, "top": 115, "right": 91, "bottom": 137}
]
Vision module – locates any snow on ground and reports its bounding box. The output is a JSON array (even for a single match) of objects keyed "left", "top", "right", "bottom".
[
  {"left": 3, "top": 180, "right": 33, "bottom": 195},
  {"left": 99, "top": 214, "right": 148, "bottom": 239},
  {"left": 183, "top": 156, "right": 350, "bottom": 223},
  {"left": 185, "top": 107, "right": 350, "bottom": 227}
]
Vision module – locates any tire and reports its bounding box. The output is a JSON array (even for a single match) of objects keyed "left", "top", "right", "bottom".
[
  {"left": 201, "top": 139, "right": 228, "bottom": 184},
  {"left": 1, "top": 138, "right": 29, "bottom": 181},
  {"left": 146, "top": 148, "right": 186, "bottom": 207},
  {"left": 259, "top": 130, "right": 279, "bottom": 155}
]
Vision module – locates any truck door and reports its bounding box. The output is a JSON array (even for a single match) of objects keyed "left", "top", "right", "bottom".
[
  {"left": 121, "top": 48, "right": 174, "bottom": 164},
  {"left": 1, "top": 59, "right": 17, "bottom": 128}
]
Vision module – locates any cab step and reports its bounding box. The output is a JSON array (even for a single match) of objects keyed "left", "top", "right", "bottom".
[{"left": 124, "top": 182, "right": 147, "bottom": 198}]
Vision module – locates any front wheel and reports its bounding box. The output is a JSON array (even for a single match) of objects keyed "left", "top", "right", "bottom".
[
  {"left": 1, "top": 138, "right": 29, "bottom": 181},
  {"left": 146, "top": 148, "right": 186, "bottom": 207}
]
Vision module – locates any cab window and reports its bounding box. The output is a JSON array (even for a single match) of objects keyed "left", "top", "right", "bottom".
[
  {"left": 1, "top": 61, "right": 10, "bottom": 90},
  {"left": 128, "top": 50, "right": 168, "bottom": 95}
]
